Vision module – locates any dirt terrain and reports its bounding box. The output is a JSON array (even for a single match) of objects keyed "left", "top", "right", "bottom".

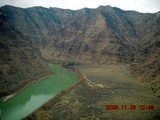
[{"left": 24, "top": 64, "right": 160, "bottom": 120}]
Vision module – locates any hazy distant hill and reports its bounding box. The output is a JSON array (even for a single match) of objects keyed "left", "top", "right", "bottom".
[{"left": 0, "top": 5, "right": 160, "bottom": 97}]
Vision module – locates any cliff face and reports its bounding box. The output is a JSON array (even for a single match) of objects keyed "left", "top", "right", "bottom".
[
  {"left": 1, "top": 6, "right": 159, "bottom": 63},
  {"left": 0, "top": 6, "right": 159, "bottom": 63},
  {"left": 0, "top": 5, "right": 160, "bottom": 96},
  {"left": 0, "top": 13, "right": 51, "bottom": 97}
]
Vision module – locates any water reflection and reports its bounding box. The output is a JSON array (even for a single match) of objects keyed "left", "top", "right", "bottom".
[
  {"left": 1, "top": 94, "right": 53, "bottom": 120},
  {"left": 0, "top": 64, "right": 79, "bottom": 120}
]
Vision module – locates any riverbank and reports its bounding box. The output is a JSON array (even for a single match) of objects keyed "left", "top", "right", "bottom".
[
  {"left": 0, "top": 63, "right": 79, "bottom": 120},
  {"left": 1, "top": 72, "right": 53, "bottom": 102},
  {"left": 1, "top": 63, "right": 80, "bottom": 102},
  {"left": 23, "top": 71, "right": 85, "bottom": 120},
  {"left": 24, "top": 63, "right": 160, "bottom": 120}
]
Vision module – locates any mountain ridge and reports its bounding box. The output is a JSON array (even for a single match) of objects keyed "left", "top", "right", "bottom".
[{"left": 0, "top": 5, "right": 160, "bottom": 97}]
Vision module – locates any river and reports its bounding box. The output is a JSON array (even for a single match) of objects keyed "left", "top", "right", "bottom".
[{"left": 0, "top": 63, "right": 79, "bottom": 120}]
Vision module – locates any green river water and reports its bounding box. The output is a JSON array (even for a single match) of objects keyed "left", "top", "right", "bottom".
[{"left": 0, "top": 63, "right": 79, "bottom": 120}]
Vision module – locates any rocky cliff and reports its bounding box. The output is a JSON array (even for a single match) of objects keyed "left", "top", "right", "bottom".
[{"left": 0, "top": 5, "right": 159, "bottom": 63}]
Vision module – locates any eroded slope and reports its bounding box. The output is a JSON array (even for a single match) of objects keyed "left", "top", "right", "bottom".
[{"left": 0, "top": 14, "right": 51, "bottom": 98}]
